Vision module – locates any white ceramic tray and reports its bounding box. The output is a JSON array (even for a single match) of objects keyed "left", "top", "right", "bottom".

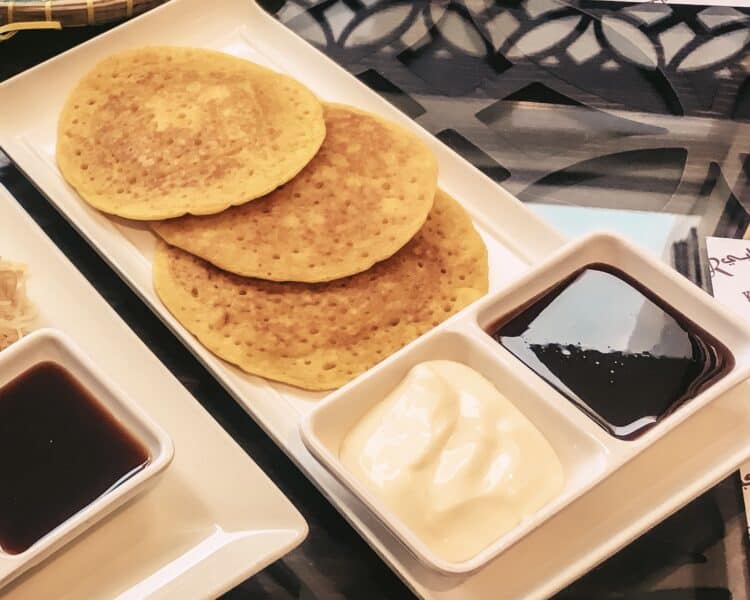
[
  {"left": 301, "top": 232, "right": 750, "bottom": 576},
  {"left": 0, "top": 0, "right": 749, "bottom": 597},
  {"left": 0, "top": 184, "right": 307, "bottom": 598}
]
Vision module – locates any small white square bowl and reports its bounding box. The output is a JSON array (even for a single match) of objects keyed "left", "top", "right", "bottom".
[
  {"left": 475, "top": 231, "right": 750, "bottom": 450},
  {"left": 300, "top": 232, "right": 750, "bottom": 576},
  {"left": 0, "top": 328, "right": 174, "bottom": 588},
  {"left": 301, "top": 329, "right": 608, "bottom": 575}
]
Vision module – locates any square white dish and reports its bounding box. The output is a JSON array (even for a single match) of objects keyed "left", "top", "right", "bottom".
[
  {"left": 475, "top": 232, "right": 750, "bottom": 447},
  {"left": 302, "top": 330, "right": 607, "bottom": 575},
  {"left": 302, "top": 231, "right": 750, "bottom": 576},
  {"left": 0, "top": 1, "right": 749, "bottom": 597},
  {"left": 0, "top": 186, "right": 307, "bottom": 597},
  {"left": 0, "top": 328, "right": 174, "bottom": 588}
]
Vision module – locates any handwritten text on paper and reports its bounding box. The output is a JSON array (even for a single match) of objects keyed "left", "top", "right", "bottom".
[{"left": 706, "top": 236, "right": 750, "bottom": 316}]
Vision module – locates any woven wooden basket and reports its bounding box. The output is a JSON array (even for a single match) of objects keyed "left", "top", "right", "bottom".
[{"left": 0, "top": 0, "right": 167, "bottom": 35}]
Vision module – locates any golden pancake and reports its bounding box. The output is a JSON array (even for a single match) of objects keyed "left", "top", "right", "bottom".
[
  {"left": 153, "top": 190, "right": 488, "bottom": 390},
  {"left": 152, "top": 103, "right": 438, "bottom": 282},
  {"left": 57, "top": 46, "right": 325, "bottom": 220}
]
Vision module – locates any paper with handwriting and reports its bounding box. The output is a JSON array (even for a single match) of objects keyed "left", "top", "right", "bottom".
[
  {"left": 706, "top": 237, "right": 750, "bottom": 318},
  {"left": 705, "top": 236, "right": 750, "bottom": 537}
]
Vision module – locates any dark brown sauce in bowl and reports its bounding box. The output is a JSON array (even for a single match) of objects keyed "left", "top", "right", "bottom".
[
  {"left": 490, "top": 264, "right": 733, "bottom": 440},
  {"left": 0, "top": 362, "right": 149, "bottom": 554}
]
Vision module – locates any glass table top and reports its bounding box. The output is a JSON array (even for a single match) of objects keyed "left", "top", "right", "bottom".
[
  {"left": 1, "top": 0, "right": 750, "bottom": 597},
  {"left": 262, "top": 0, "right": 750, "bottom": 292}
]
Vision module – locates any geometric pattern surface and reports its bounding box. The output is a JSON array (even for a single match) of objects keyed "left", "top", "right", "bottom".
[{"left": 265, "top": 0, "right": 750, "bottom": 293}]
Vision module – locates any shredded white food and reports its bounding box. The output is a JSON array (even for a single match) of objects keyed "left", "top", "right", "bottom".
[{"left": 0, "top": 259, "right": 36, "bottom": 351}]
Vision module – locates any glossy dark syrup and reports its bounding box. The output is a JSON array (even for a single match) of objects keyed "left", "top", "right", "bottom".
[
  {"left": 491, "top": 265, "right": 733, "bottom": 440},
  {"left": 0, "top": 362, "right": 149, "bottom": 554}
]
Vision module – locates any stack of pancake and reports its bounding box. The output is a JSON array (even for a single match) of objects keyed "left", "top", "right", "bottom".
[{"left": 56, "top": 46, "right": 489, "bottom": 390}]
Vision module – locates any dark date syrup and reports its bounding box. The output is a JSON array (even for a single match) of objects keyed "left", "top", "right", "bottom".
[
  {"left": 491, "top": 264, "right": 733, "bottom": 440},
  {"left": 0, "top": 362, "right": 149, "bottom": 554}
]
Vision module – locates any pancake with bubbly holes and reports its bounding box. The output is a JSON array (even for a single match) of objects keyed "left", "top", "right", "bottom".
[
  {"left": 152, "top": 190, "right": 488, "bottom": 390},
  {"left": 57, "top": 46, "right": 325, "bottom": 220},
  {"left": 153, "top": 103, "right": 437, "bottom": 282}
]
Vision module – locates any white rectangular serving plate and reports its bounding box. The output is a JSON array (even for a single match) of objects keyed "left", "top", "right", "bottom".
[
  {"left": 0, "top": 0, "right": 749, "bottom": 597},
  {"left": 0, "top": 184, "right": 307, "bottom": 598}
]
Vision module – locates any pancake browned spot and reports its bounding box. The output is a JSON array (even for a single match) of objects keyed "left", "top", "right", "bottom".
[
  {"left": 57, "top": 46, "right": 325, "bottom": 220},
  {"left": 153, "top": 190, "right": 488, "bottom": 390},
  {"left": 153, "top": 103, "right": 437, "bottom": 282}
]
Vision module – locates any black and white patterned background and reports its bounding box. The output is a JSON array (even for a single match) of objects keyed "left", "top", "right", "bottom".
[
  {"left": 261, "top": 0, "right": 750, "bottom": 291},
  {"left": 256, "top": 1, "right": 750, "bottom": 597}
]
